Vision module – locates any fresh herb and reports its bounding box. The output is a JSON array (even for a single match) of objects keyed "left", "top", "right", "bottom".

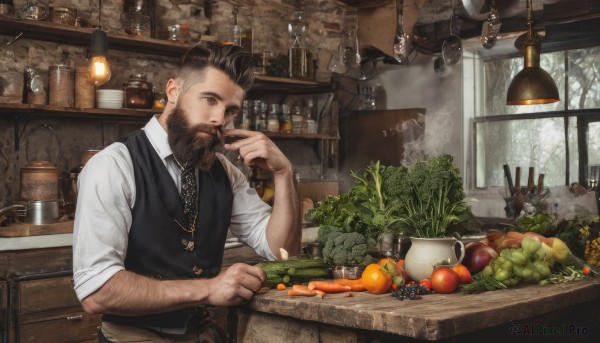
[{"left": 459, "top": 272, "right": 507, "bottom": 294}]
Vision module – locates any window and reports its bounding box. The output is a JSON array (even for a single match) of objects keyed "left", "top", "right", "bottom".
[{"left": 470, "top": 46, "right": 600, "bottom": 189}]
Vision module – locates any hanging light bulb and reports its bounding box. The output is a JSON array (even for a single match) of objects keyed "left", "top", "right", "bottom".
[
  {"left": 89, "top": 27, "right": 111, "bottom": 86},
  {"left": 506, "top": 0, "right": 559, "bottom": 105}
]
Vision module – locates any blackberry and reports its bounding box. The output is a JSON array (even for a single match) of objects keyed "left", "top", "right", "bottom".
[{"left": 393, "top": 284, "right": 432, "bottom": 301}]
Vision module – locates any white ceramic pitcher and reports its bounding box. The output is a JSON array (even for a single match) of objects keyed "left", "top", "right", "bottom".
[{"left": 404, "top": 237, "right": 465, "bottom": 281}]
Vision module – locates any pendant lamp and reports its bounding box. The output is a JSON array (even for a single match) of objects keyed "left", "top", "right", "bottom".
[
  {"left": 506, "top": 0, "right": 559, "bottom": 105},
  {"left": 89, "top": 0, "right": 111, "bottom": 86}
]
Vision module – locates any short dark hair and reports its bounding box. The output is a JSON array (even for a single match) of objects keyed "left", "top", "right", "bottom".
[{"left": 178, "top": 41, "right": 256, "bottom": 92}]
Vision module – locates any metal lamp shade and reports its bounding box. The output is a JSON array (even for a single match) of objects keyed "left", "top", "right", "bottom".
[
  {"left": 506, "top": 45, "right": 560, "bottom": 105},
  {"left": 90, "top": 28, "right": 108, "bottom": 57},
  {"left": 506, "top": 0, "right": 560, "bottom": 106}
]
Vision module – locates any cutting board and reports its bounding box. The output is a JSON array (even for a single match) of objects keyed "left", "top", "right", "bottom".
[{"left": 0, "top": 220, "right": 73, "bottom": 237}]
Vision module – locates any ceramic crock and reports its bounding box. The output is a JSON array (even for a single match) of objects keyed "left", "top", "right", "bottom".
[{"left": 19, "top": 160, "right": 59, "bottom": 202}]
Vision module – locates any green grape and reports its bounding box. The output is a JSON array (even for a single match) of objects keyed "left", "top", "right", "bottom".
[
  {"left": 522, "top": 266, "right": 533, "bottom": 279},
  {"left": 513, "top": 265, "right": 524, "bottom": 278},
  {"left": 482, "top": 265, "right": 494, "bottom": 277},
  {"left": 501, "top": 259, "right": 513, "bottom": 271},
  {"left": 495, "top": 269, "right": 510, "bottom": 282},
  {"left": 533, "top": 261, "right": 551, "bottom": 277},
  {"left": 510, "top": 251, "right": 527, "bottom": 266}
]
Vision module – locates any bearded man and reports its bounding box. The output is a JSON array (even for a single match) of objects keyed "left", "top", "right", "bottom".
[{"left": 72, "top": 42, "right": 301, "bottom": 342}]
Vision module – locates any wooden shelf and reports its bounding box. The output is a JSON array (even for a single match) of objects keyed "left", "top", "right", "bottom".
[
  {"left": 0, "top": 16, "right": 189, "bottom": 57},
  {"left": 0, "top": 102, "right": 158, "bottom": 120},
  {"left": 0, "top": 17, "right": 335, "bottom": 94},
  {"left": 0, "top": 103, "right": 339, "bottom": 140},
  {"left": 262, "top": 131, "right": 339, "bottom": 140},
  {"left": 251, "top": 76, "right": 336, "bottom": 95}
]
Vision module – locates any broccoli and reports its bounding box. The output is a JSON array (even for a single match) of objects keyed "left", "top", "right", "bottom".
[{"left": 321, "top": 232, "right": 376, "bottom": 268}]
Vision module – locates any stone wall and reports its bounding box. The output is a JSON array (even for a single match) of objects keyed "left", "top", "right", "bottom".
[{"left": 0, "top": 0, "right": 353, "bottom": 207}]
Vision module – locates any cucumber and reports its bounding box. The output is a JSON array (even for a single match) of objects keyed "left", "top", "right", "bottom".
[{"left": 256, "top": 259, "right": 331, "bottom": 287}]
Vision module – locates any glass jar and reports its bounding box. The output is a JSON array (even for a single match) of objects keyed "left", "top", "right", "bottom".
[
  {"left": 25, "top": 67, "right": 48, "bottom": 105},
  {"left": 49, "top": 64, "right": 74, "bottom": 107},
  {"left": 123, "top": 73, "right": 153, "bottom": 109},
  {"left": 123, "top": 12, "right": 151, "bottom": 38},
  {"left": 75, "top": 66, "right": 95, "bottom": 108},
  {"left": 167, "top": 24, "right": 190, "bottom": 44},
  {"left": 50, "top": 7, "right": 77, "bottom": 26}
]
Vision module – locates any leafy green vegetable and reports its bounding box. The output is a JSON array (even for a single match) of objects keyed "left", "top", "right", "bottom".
[
  {"left": 383, "top": 154, "right": 474, "bottom": 238},
  {"left": 308, "top": 154, "right": 478, "bottom": 240},
  {"left": 321, "top": 232, "right": 376, "bottom": 268}
]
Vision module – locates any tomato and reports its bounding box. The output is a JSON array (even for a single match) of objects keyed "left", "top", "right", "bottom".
[
  {"left": 419, "top": 278, "right": 432, "bottom": 290},
  {"left": 430, "top": 266, "right": 460, "bottom": 294},
  {"left": 396, "top": 259, "right": 405, "bottom": 269},
  {"left": 451, "top": 264, "right": 473, "bottom": 284},
  {"left": 361, "top": 263, "right": 392, "bottom": 294}
]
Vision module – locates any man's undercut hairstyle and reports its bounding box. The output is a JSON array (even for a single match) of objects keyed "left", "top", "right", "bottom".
[{"left": 178, "top": 41, "right": 256, "bottom": 92}]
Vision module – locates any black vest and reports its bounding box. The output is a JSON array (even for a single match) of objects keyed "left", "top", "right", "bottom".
[{"left": 103, "top": 130, "right": 233, "bottom": 329}]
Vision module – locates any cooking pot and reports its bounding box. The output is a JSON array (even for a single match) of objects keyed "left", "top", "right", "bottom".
[{"left": 24, "top": 200, "right": 60, "bottom": 225}]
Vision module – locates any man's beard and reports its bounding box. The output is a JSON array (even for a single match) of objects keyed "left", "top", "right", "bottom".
[{"left": 166, "top": 104, "right": 221, "bottom": 172}]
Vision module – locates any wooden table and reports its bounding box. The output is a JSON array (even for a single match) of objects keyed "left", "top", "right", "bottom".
[{"left": 237, "top": 278, "right": 600, "bottom": 342}]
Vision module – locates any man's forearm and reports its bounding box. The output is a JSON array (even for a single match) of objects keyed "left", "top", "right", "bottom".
[
  {"left": 80, "top": 270, "right": 207, "bottom": 315},
  {"left": 266, "top": 168, "right": 301, "bottom": 258}
]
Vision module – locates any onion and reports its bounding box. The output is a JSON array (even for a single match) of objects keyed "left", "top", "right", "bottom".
[{"left": 463, "top": 241, "right": 498, "bottom": 274}]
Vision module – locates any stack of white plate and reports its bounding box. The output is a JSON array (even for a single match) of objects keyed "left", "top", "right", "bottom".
[{"left": 96, "top": 89, "right": 124, "bottom": 109}]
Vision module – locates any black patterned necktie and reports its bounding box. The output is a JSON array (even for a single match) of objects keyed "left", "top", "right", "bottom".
[{"left": 180, "top": 165, "right": 197, "bottom": 227}]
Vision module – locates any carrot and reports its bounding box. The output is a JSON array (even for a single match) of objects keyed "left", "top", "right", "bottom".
[
  {"left": 308, "top": 281, "right": 352, "bottom": 293},
  {"left": 287, "top": 289, "right": 316, "bottom": 296},
  {"left": 288, "top": 284, "right": 317, "bottom": 296},
  {"left": 314, "top": 290, "right": 326, "bottom": 298},
  {"left": 276, "top": 283, "right": 286, "bottom": 290},
  {"left": 334, "top": 278, "right": 367, "bottom": 292}
]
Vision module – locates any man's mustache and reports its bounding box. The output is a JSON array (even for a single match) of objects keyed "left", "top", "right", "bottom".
[{"left": 190, "top": 125, "right": 222, "bottom": 139}]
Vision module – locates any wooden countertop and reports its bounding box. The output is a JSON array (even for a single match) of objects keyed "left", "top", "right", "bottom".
[{"left": 245, "top": 278, "right": 600, "bottom": 340}]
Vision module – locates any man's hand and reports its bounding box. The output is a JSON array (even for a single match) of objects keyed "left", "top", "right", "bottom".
[
  {"left": 205, "top": 263, "right": 266, "bottom": 307},
  {"left": 223, "top": 129, "right": 292, "bottom": 175}
]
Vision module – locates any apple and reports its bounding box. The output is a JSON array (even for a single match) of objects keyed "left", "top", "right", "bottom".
[{"left": 463, "top": 241, "right": 498, "bottom": 274}]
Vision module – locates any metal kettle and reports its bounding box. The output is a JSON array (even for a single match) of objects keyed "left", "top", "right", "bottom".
[{"left": 19, "top": 123, "right": 61, "bottom": 202}]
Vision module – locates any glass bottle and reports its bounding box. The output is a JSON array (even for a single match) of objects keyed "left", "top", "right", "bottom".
[
  {"left": 255, "top": 101, "right": 267, "bottom": 131},
  {"left": 280, "top": 104, "right": 293, "bottom": 133},
  {"left": 305, "top": 99, "right": 317, "bottom": 134},
  {"left": 267, "top": 104, "right": 280, "bottom": 132},
  {"left": 288, "top": 4, "right": 307, "bottom": 79}
]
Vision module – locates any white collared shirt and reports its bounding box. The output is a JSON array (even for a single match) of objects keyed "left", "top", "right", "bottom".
[{"left": 72, "top": 116, "right": 274, "bottom": 301}]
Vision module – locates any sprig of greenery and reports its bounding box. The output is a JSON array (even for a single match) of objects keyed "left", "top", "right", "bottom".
[{"left": 460, "top": 272, "right": 507, "bottom": 294}]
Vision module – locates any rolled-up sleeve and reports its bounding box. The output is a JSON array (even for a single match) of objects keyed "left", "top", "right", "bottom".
[
  {"left": 219, "top": 156, "right": 276, "bottom": 261},
  {"left": 72, "top": 143, "right": 135, "bottom": 301}
]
